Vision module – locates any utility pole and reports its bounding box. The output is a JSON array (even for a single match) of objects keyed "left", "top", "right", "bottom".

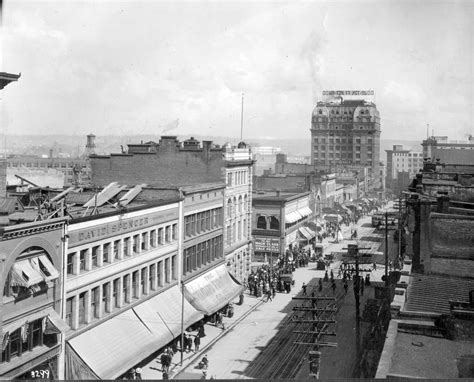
[
  {"left": 397, "top": 195, "right": 402, "bottom": 268},
  {"left": 240, "top": 93, "right": 244, "bottom": 141}
]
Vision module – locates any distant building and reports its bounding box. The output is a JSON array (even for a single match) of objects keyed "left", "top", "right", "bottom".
[
  {"left": 310, "top": 91, "right": 381, "bottom": 186},
  {"left": 251, "top": 146, "right": 282, "bottom": 176},
  {"left": 252, "top": 190, "right": 315, "bottom": 262},
  {"left": 385, "top": 145, "right": 424, "bottom": 195},
  {"left": 422, "top": 135, "right": 474, "bottom": 164}
]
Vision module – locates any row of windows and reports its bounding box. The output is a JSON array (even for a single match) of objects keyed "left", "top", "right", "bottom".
[
  {"left": 226, "top": 194, "right": 248, "bottom": 217},
  {"left": 313, "top": 137, "right": 370, "bottom": 145},
  {"left": 1, "top": 318, "right": 57, "bottom": 364},
  {"left": 7, "top": 162, "right": 84, "bottom": 168},
  {"left": 313, "top": 152, "right": 372, "bottom": 159},
  {"left": 184, "top": 208, "right": 223, "bottom": 238},
  {"left": 67, "top": 223, "right": 178, "bottom": 276},
  {"left": 314, "top": 145, "right": 371, "bottom": 152},
  {"left": 183, "top": 236, "right": 223, "bottom": 275},
  {"left": 65, "top": 255, "right": 177, "bottom": 329},
  {"left": 225, "top": 218, "right": 247, "bottom": 246},
  {"left": 256, "top": 215, "right": 279, "bottom": 230},
  {"left": 227, "top": 170, "right": 248, "bottom": 187}
]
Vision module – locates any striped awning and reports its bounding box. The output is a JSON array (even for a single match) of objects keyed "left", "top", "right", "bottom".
[
  {"left": 298, "top": 207, "right": 313, "bottom": 217},
  {"left": 11, "top": 260, "right": 44, "bottom": 287},
  {"left": 30, "top": 255, "right": 59, "bottom": 282},
  {"left": 285, "top": 211, "right": 302, "bottom": 224}
]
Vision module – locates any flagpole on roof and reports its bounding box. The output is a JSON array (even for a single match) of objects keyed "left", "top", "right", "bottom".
[{"left": 240, "top": 93, "right": 244, "bottom": 141}]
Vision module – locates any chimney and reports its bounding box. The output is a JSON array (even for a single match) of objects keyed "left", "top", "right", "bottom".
[{"left": 275, "top": 190, "right": 281, "bottom": 197}]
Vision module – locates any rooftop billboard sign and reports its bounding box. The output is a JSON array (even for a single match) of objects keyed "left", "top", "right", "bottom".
[{"left": 322, "top": 90, "right": 374, "bottom": 96}]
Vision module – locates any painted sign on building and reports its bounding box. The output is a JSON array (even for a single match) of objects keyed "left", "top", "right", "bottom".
[{"left": 254, "top": 237, "right": 280, "bottom": 253}]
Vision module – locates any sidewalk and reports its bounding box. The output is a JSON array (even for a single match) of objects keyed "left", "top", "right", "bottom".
[{"left": 139, "top": 290, "right": 265, "bottom": 380}]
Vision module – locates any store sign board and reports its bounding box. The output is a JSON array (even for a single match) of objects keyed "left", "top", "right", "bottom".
[{"left": 254, "top": 237, "right": 280, "bottom": 253}]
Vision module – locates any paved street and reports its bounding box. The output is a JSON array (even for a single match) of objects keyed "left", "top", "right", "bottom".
[{"left": 139, "top": 212, "right": 399, "bottom": 380}]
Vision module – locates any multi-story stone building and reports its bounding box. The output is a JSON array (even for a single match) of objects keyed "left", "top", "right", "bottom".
[
  {"left": 310, "top": 91, "right": 381, "bottom": 187},
  {"left": 89, "top": 136, "right": 254, "bottom": 282},
  {"left": 0, "top": 218, "right": 68, "bottom": 379},
  {"left": 385, "top": 145, "right": 424, "bottom": 195},
  {"left": 422, "top": 135, "right": 474, "bottom": 164},
  {"left": 252, "top": 191, "right": 315, "bottom": 263},
  {"left": 61, "top": 183, "right": 240, "bottom": 379}
]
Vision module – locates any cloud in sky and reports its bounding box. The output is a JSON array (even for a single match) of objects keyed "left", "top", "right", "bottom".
[{"left": 1, "top": 0, "right": 473, "bottom": 142}]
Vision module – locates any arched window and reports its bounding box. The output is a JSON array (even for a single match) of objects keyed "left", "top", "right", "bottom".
[
  {"left": 269, "top": 216, "right": 280, "bottom": 230},
  {"left": 243, "top": 194, "right": 248, "bottom": 212},
  {"left": 227, "top": 199, "right": 232, "bottom": 217},
  {"left": 257, "top": 216, "right": 267, "bottom": 229},
  {"left": 238, "top": 195, "right": 242, "bottom": 213}
]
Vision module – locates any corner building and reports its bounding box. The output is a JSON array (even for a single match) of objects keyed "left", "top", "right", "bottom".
[{"left": 311, "top": 95, "right": 381, "bottom": 185}]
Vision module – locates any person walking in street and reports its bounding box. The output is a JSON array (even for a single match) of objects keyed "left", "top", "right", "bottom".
[
  {"left": 331, "top": 281, "right": 337, "bottom": 294},
  {"left": 324, "top": 270, "right": 329, "bottom": 282},
  {"left": 360, "top": 279, "right": 365, "bottom": 296},
  {"left": 302, "top": 282, "right": 307, "bottom": 296},
  {"left": 344, "top": 281, "right": 348, "bottom": 294},
  {"left": 318, "top": 278, "right": 323, "bottom": 292},
  {"left": 194, "top": 334, "right": 201, "bottom": 352}
]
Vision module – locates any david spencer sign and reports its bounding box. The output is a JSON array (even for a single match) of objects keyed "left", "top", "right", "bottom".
[
  {"left": 323, "top": 90, "right": 374, "bottom": 96},
  {"left": 254, "top": 237, "right": 280, "bottom": 253}
]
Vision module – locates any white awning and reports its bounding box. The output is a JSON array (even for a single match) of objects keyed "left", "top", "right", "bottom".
[
  {"left": 133, "top": 285, "right": 203, "bottom": 339},
  {"left": 285, "top": 211, "right": 302, "bottom": 224},
  {"left": 184, "top": 264, "right": 244, "bottom": 316},
  {"left": 67, "top": 309, "right": 157, "bottom": 380},
  {"left": 30, "top": 255, "right": 59, "bottom": 282},
  {"left": 11, "top": 260, "right": 44, "bottom": 287},
  {"left": 298, "top": 207, "right": 313, "bottom": 217}
]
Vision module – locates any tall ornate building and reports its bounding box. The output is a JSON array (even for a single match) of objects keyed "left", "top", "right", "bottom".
[{"left": 310, "top": 91, "right": 381, "bottom": 187}]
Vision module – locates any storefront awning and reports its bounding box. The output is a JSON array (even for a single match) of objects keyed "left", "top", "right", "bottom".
[
  {"left": 1, "top": 307, "right": 68, "bottom": 340},
  {"left": 67, "top": 309, "right": 157, "bottom": 380},
  {"left": 298, "top": 207, "right": 313, "bottom": 217},
  {"left": 133, "top": 285, "right": 203, "bottom": 339},
  {"left": 11, "top": 260, "right": 44, "bottom": 287},
  {"left": 184, "top": 264, "right": 244, "bottom": 316},
  {"left": 285, "top": 211, "right": 302, "bottom": 224},
  {"left": 299, "top": 227, "right": 315, "bottom": 240},
  {"left": 30, "top": 255, "right": 60, "bottom": 282}
]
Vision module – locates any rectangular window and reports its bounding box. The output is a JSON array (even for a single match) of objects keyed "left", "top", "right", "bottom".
[
  {"left": 149, "top": 264, "right": 155, "bottom": 291},
  {"left": 67, "top": 253, "right": 74, "bottom": 275},
  {"left": 133, "top": 235, "right": 139, "bottom": 254},
  {"left": 123, "top": 237, "right": 131, "bottom": 256},
  {"left": 185, "top": 216, "right": 191, "bottom": 237},
  {"left": 141, "top": 232, "right": 147, "bottom": 251},
  {"left": 190, "top": 215, "right": 196, "bottom": 236},
  {"left": 171, "top": 255, "right": 177, "bottom": 280},
  {"left": 206, "top": 211, "right": 211, "bottom": 230},
  {"left": 102, "top": 283, "right": 109, "bottom": 314},
  {"left": 78, "top": 292, "right": 86, "bottom": 325},
  {"left": 157, "top": 261, "right": 163, "bottom": 287},
  {"left": 158, "top": 228, "right": 163, "bottom": 244},
  {"left": 132, "top": 271, "right": 139, "bottom": 298},
  {"left": 113, "top": 278, "right": 120, "bottom": 308},
  {"left": 65, "top": 297, "right": 73, "bottom": 327},
  {"left": 165, "top": 258, "right": 170, "bottom": 283},
  {"left": 91, "top": 246, "right": 99, "bottom": 267},
  {"left": 91, "top": 287, "right": 100, "bottom": 318},
  {"left": 165, "top": 226, "right": 170, "bottom": 243},
  {"left": 79, "top": 249, "right": 86, "bottom": 271},
  {"left": 123, "top": 275, "right": 130, "bottom": 304},
  {"left": 150, "top": 230, "right": 156, "bottom": 247},
  {"left": 103, "top": 243, "right": 110, "bottom": 264},
  {"left": 114, "top": 240, "right": 120, "bottom": 259},
  {"left": 172, "top": 224, "right": 177, "bottom": 240},
  {"left": 141, "top": 268, "right": 147, "bottom": 295}
]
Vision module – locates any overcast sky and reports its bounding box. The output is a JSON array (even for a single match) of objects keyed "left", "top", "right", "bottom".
[{"left": 1, "top": 0, "right": 473, "bottom": 142}]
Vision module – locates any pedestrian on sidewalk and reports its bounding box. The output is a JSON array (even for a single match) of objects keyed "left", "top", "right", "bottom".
[
  {"left": 324, "top": 271, "right": 329, "bottom": 282},
  {"left": 162, "top": 372, "right": 169, "bottom": 380},
  {"left": 360, "top": 280, "right": 365, "bottom": 296},
  {"left": 318, "top": 278, "right": 323, "bottom": 292},
  {"left": 135, "top": 368, "right": 142, "bottom": 380},
  {"left": 331, "top": 281, "right": 336, "bottom": 294},
  {"left": 344, "top": 282, "right": 348, "bottom": 294},
  {"left": 302, "top": 282, "right": 307, "bottom": 296},
  {"left": 194, "top": 335, "right": 201, "bottom": 351},
  {"left": 265, "top": 289, "right": 272, "bottom": 302}
]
